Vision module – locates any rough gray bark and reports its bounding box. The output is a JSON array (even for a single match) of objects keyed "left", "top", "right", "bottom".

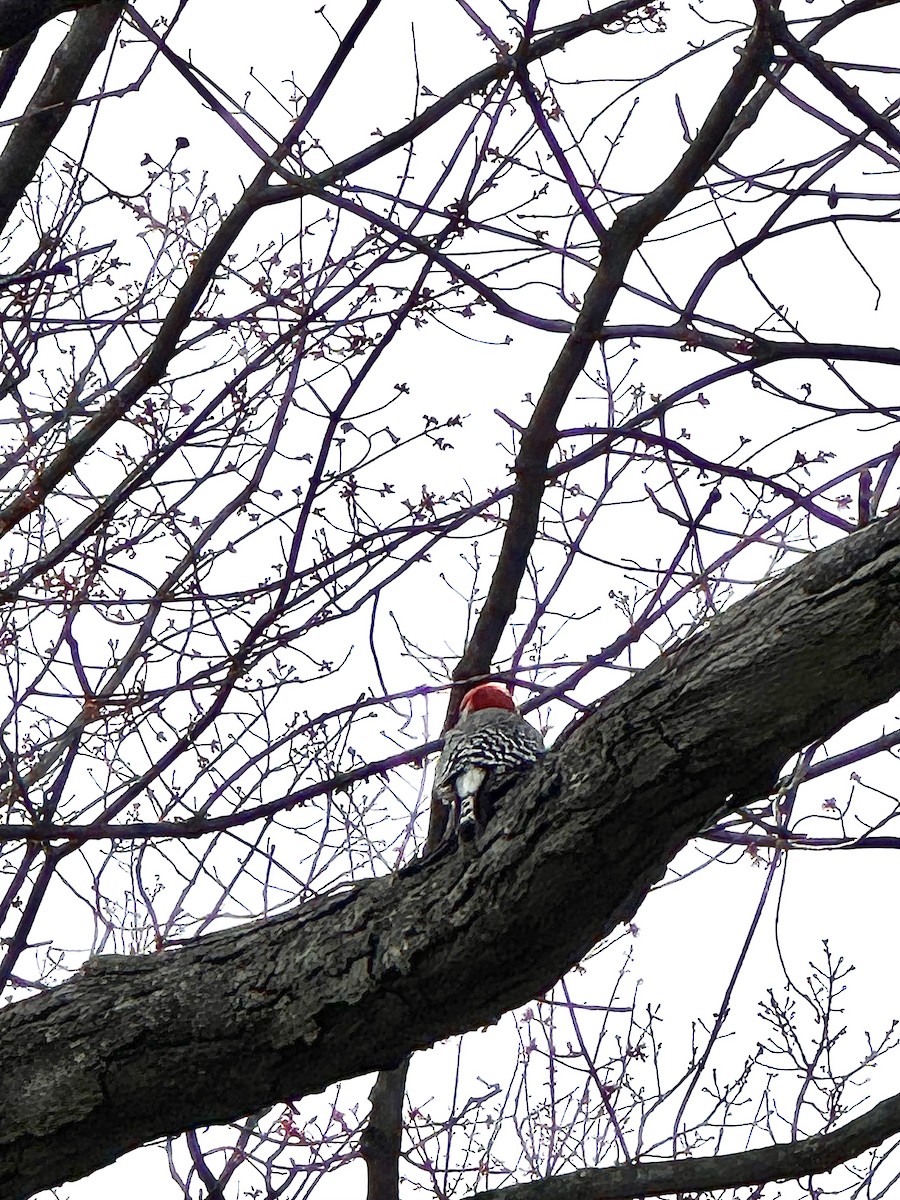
[
  {"left": 3, "top": 510, "right": 900, "bottom": 1199},
  {"left": 0, "top": 1, "right": 123, "bottom": 236},
  {"left": 360, "top": 1061, "right": 409, "bottom": 1200}
]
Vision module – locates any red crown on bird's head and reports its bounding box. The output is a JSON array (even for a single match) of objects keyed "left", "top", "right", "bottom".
[{"left": 459, "top": 681, "right": 516, "bottom": 715}]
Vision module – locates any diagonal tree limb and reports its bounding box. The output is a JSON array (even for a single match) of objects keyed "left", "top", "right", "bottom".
[
  {"left": 772, "top": 5, "right": 900, "bottom": 155},
  {"left": 0, "top": 1, "right": 123, "bottom": 236},
  {"left": 0, "top": 1, "right": 644, "bottom": 545},
  {"left": 276, "top": 1, "right": 656, "bottom": 195},
  {"left": 478, "top": 1089, "right": 900, "bottom": 1199},
  {"left": 3, "top": 498, "right": 900, "bottom": 1197},
  {"left": 714, "top": 0, "right": 899, "bottom": 158},
  {"left": 0, "top": 183, "right": 267, "bottom": 538},
  {"left": 0, "top": 0, "right": 384, "bottom": 541},
  {"left": 452, "top": 3, "right": 776, "bottom": 695},
  {"left": 0, "top": 0, "right": 760, "bottom": 556}
]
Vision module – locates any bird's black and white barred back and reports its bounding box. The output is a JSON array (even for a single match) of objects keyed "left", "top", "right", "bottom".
[{"left": 433, "top": 682, "right": 545, "bottom": 841}]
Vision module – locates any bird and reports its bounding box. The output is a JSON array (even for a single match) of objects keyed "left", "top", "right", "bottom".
[{"left": 432, "top": 681, "right": 545, "bottom": 842}]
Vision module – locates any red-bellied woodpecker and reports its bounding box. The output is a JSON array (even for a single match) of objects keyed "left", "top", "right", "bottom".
[{"left": 433, "top": 681, "right": 544, "bottom": 842}]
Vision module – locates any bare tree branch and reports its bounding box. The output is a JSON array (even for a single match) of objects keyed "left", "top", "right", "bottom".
[
  {"left": 3, "top": 504, "right": 900, "bottom": 1199},
  {"left": 773, "top": 7, "right": 900, "bottom": 155},
  {"left": 715, "top": 0, "right": 897, "bottom": 156},
  {"left": 0, "top": 1, "right": 123, "bottom": 235},
  {"left": 453, "top": 5, "right": 775, "bottom": 693},
  {"left": 478, "top": 1090, "right": 900, "bottom": 1199},
  {"left": 0, "top": 0, "right": 645, "bottom": 540}
]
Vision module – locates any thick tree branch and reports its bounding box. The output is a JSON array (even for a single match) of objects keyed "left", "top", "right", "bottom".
[
  {"left": 0, "top": 0, "right": 384, "bottom": 541},
  {"left": 478, "top": 1090, "right": 900, "bottom": 1199},
  {"left": 715, "top": 0, "right": 898, "bottom": 157},
  {"left": 0, "top": 1, "right": 123, "bottom": 235},
  {"left": 3, "top": 507, "right": 900, "bottom": 1197}
]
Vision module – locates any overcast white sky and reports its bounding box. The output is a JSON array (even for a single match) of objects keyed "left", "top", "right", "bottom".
[{"left": 6, "top": 1, "right": 900, "bottom": 1196}]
